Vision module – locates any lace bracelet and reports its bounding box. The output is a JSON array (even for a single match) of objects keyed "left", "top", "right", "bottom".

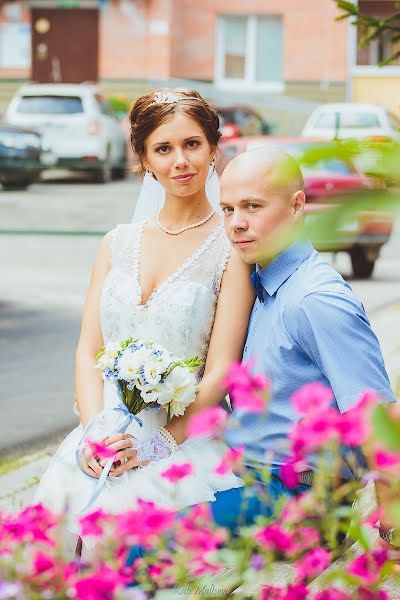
[{"left": 132, "top": 428, "right": 178, "bottom": 465}]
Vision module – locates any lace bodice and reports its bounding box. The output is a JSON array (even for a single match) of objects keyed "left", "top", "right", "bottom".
[{"left": 100, "top": 220, "right": 230, "bottom": 368}]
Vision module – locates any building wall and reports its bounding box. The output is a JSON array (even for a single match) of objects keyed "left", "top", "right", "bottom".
[
  {"left": 353, "top": 75, "right": 400, "bottom": 114},
  {"left": 170, "top": 0, "right": 348, "bottom": 83}
]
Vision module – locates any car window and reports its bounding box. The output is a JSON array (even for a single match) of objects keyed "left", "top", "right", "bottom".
[
  {"left": 302, "top": 159, "right": 354, "bottom": 175},
  {"left": 16, "top": 95, "right": 84, "bottom": 114},
  {"left": 314, "top": 111, "right": 380, "bottom": 129}
]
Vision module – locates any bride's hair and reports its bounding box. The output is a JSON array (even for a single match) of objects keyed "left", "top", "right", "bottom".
[{"left": 129, "top": 88, "right": 221, "bottom": 177}]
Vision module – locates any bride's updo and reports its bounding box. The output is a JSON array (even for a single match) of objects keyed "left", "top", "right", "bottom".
[{"left": 129, "top": 88, "right": 221, "bottom": 176}]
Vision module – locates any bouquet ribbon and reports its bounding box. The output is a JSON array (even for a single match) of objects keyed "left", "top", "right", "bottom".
[{"left": 75, "top": 400, "right": 143, "bottom": 514}]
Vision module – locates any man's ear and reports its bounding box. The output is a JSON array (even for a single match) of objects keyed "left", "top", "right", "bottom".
[{"left": 291, "top": 190, "right": 306, "bottom": 218}]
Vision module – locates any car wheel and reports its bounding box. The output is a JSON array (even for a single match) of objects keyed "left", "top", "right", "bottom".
[{"left": 350, "top": 247, "right": 376, "bottom": 279}]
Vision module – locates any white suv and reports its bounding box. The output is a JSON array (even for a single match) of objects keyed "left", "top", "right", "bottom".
[{"left": 6, "top": 83, "right": 128, "bottom": 182}]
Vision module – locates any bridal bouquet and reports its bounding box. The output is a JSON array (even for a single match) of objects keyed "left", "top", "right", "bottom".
[{"left": 96, "top": 337, "right": 202, "bottom": 420}]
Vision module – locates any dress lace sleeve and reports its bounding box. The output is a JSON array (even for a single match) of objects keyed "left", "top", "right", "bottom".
[{"left": 213, "top": 236, "right": 231, "bottom": 295}]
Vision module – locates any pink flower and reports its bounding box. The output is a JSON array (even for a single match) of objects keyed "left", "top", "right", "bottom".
[
  {"left": 75, "top": 564, "right": 130, "bottom": 600},
  {"left": 260, "top": 584, "right": 308, "bottom": 600},
  {"left": 187, "top": 407, "right": 228, "bottom": 438},
  {"left": 279, "top": 460, "right": 301, "bottom": 490},
  {"left": 336, "top": 408, "right": 370, "bottom": 446},
  {"left": 3, "top": 503, "right": 58, "bottom": 546},
  {"left": 79, "top": 508, "right": 109, "bottom": 537},
  {"left": 161, "top": 462, "right": 194, "bottom": 483},
  {"left": 291, "top": 383, "right": 334, "bottom": 416},
  {"left": 289, "top": 409, "right": 339, "bottom": 456},
  {"left": 358, "top": 589, "right": 389, "bottom": 600},
  {"left": 347, "top": 550, "right": 388, "bottom": 585},
  {"left": 215, "top": 446, "right": 244, "bottom": 475},
  {"left": 292, "top": 527, "right": 320, "bottom": 553},
  {"left": 256, "top": 524, "right": 295, "bottom": 554},
  {"left": 223, "top": 361, "right": 270, "bottom": 413},
  {"left": 189, "top": 556, "right": 223, "bottom": 576},
  {"left": 374, "top": 447, "right": 400, "bottom": 470},
  {"left": 116, "top": 500, "right": 176, "bottom": 545},
  {"left": 313, "top": 590, "right": 352, "bottom": 600},
  {"left": 363, "top": 507, "right": 383, "bottom": 528},
  {"left": 295, "top": 547, "right": 331, "bottom": 580},
  {"left": 31, "top": 550, "right": 56, "bottom": 577},
  {"left": 86, "top": 439, "right": 117, "bottom": 460}
]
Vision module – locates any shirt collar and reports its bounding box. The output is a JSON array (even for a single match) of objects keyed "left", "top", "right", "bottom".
[{"left": 257, "top": 240, "right": 314, "bottom": 297}]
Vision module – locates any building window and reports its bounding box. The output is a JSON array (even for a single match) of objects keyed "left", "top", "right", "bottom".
[
  {"left": 217, "top": 14, "right": 283, "bottom": 87},
  {"left": 356, "top": 1, "right": 400, "bottom": 66}
]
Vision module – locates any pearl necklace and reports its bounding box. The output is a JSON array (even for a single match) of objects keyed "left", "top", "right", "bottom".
[{"left": 157, "top": 208, "right": 215, "bottom": 235}]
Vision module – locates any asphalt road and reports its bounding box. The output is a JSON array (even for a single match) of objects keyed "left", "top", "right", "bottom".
[{"left": 0, "top": 174, "right": 399, "bottom": 455}]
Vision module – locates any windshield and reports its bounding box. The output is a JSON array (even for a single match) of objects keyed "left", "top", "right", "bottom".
[
  {"left": 16, "top": 95, "right": 84, "bottom": 115},
  {"left": 314, "top": 111, "right": 380, "bottom": 129}
]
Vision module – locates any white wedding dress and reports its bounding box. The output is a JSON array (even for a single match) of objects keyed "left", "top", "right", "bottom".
[{"left": 35, "top": 220, "right": 243, "bottom": 542}]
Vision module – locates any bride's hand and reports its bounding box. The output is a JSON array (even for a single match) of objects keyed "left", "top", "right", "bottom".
[
  {"left": 104, "top": 433, "right": 147, "bottom": 476},
  {"left": 79, "top": 445, "right": 103, "bottom": 479}
]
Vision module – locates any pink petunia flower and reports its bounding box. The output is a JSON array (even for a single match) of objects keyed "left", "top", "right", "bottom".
[
  {"left": 79, "top": 508, "right": 109, "bottom": 538},
  {"left": 256, "top": 524, "right": 295, "bottom": 554},
  {"left": 374, "top": 447, "right": 400, "bottom": 470},
  {"left": 290, "top": 382, "right": 334, "bottom": 416},
  {"left": 31, "top": 550, "right": 56, "bottom": 577},
  {"left": 75, "top": 564, "right": 130, "bottom": 600},
  {"left": 161, "top": 462, "right": 194, "bottom": 483},
  {"left": 116, "top": 500, "right": 176, "bottom": 545},
  {"left": 363, "top": 506, "right": 383, "bottom": 528},
  {"left": 347, "top": 550, "right": 388, "bottom": 586},
  {"left": 215, "top": 446, "right": 244, "bottom": 475},
  {"left": 358, "top": 589, "right": 390, "bottom": 600},
  {"left": 279, "top": 460, "right": 300, "bottom": 490},
  {"left": 260, "top": 584, "right": 308, "bottom": 600},
  {"left": 187, "top": 407, "right": 228, "bottom": 438},
  {"left": 336, "top": 407, "right": 371, "bottom": 446},
  {"left": 289, "top": 408, "right": 339, "bottom": 456},
  {"left": 295, "top": 547, "right": 331, "bottom": 580},
  {"left": 223, "top": 361, "right": 270, "bottom": 413},
  {"left": 86, "top": 439, "right": 117, "bottom": 460},
  {"left": 313, "top": 590, "right": 352, "bottom": 600}
]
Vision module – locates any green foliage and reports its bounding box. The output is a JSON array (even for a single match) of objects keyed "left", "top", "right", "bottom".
[{"left": 335, "top": 0, "right": 400, "bottom": 65}]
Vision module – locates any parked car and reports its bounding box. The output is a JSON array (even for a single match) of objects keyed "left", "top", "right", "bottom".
[
  {"left": 217, "top": 136, "right": 393, "bottom": 278},
  {"left": 0, "top": 121, "right": 45, "bottom": 190},
  {"left": 5, "top": 83, "right": 127, "bottom": 183},
  {"left": 215, "top": 105, "right": 271, "bottom": 140},
  {"left": 301, "top": 103, "right": 400, "bottom": 141}
]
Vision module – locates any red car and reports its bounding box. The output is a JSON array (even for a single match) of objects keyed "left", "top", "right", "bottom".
[{"left": 217, "top": 137, "right": 393, "bottom": 278}]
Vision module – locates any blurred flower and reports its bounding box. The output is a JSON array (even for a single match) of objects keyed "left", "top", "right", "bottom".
[
  {"left": 290, "top": 382, "right": 333, "bottom": 415},
  {"left": 374, "top": 447, "right": 400, "bottom": 470},
  {"left": 187, "top": 406, "right": 228, "bottom": 438},
  {"left": 358, "top": 589, "right": 389, "bottom": 600},
  {"left": 161, "top": 462, "right": 193, "bottom": 483},
  {"left": 79, "top": 508, "right": 109, "bottom": 537},
  {"left": 347, "top": 550, "right": 388, "bottom": 585},
  {"left": 223, "top": 361, "right": 270, "bottom": 412},
  {"left": 31, "top": 550, "right": 56, "bottom": 577},
  {"left": 289, "top": 408, "right": 339, "bottom": 456},
  {"left": 313, "top": 590, "right": 352, "bottom": 600},
  {"left": 261, "top": 584, "right": 308, "bottom": 600},
  {"left": 0, "top": 582, "right": 21, "bottom": 599},
  {"left": 75, "top": 564, "right": 129, "bottom": 600},
  {"left": 256, "top": 524, "right": 295, "bottom": 554},
  {"left": 250, "top": 554, "right": 265, "bottom": 571},
  {"left": 86, "top": 439, "right": 117, "bottom": 461},
  {"left": 215, "top": 446, "right": 244, "bottom": 475},
  {"left": 336, "top": 406, "right": 371, "bottom": 446},
  {"left": 116, "top": 500, "right": 175, "bottom": 545},
  {"left": 295, "top": 547, "right": 331, "bottom": 580}
]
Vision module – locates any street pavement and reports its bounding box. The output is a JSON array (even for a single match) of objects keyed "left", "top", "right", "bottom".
[{"left": 0, "top": 174, "right": 399, "bottom": 456}]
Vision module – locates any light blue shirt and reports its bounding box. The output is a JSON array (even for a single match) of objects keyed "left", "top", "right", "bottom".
[{"left": 225, "top": 240, "right": 395, "bottom": 475}]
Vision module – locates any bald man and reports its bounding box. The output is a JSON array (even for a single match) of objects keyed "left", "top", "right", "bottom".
[{"left": 210, "top": 149, "right": 395, "bottom": 540}]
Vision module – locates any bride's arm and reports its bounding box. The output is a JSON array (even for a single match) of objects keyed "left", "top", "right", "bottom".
[
  {"left": 75, "top": 233, "right": 112, "bottom": 429},
  {"left": 167, "top": 250, "right": 255, "bottom": 444}
]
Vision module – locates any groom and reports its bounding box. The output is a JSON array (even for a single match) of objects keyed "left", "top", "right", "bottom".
[{"left": 212, "top": 147, "right": 396, "bottom": 540}]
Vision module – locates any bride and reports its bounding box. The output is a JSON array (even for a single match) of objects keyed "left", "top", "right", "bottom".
[{"left": 34, "top": 88, "right": 254, "bottom": 548}]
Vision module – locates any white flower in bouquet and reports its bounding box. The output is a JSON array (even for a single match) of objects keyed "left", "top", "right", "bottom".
[
  {"left": 96, "top": 342, "right": 120, "bottom": 371},
  {"left": 117, "top": 349, "right": 142, "bottom": 382},
  {"left": 141, "top": 380, "right": 175, "bottom": 406},
  {"left": 165, "top": 365, "right": 198, "bottom": 417}
]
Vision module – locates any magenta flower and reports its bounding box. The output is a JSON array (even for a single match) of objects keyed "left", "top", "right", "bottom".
[
  {"left": 116, "top": 500, "right": 176, "bottom": 545},
  {"left": 86, "top": 439, "right": 117, "bottom": 460},
  {"left": 295, "top": 546, "right": 331, "bottom": 580},
  {"left": 290, "top": 382, "right": 333, "bottom": 416},
  {"left": 31, "top": 550, "right": 56, "bottom": 577},
  {"left": 260, "top": 584, "right": 308, "bottom": 600},
  {"left": 363, "top": 506, "right": 383, "bottom": 528},
  {"left": 374, "top": 447, "right": 400, "bottom": 470},
  {"left": 223, "top": 361, "right": 270, "bottom": 413},
  {"left": 215, "top": 446, "right": 244, "bottom": 475},
  {"left": 292, "top": 527, "right": 320, "bottom": 553},
  {"left": 358, "top": 588, "right": 389, "bottom": 600},
  {"left": 336, "top": 407, "right": 370, "bottom": 446},
  {"left": 161, "top": 462, "right": 194, "bottom": 483},
  {"left": 3, "top": 503, "right": 58, "bottom": 546},
  {"left": 279, "top": 460, "right": 300, "bottom": 490},
  {"left": 289, "top": 408, "right": 339, "bottom": 456},
  {"left": 256, "top": 524, "right": 295, "bottom": 554},
  {"left": 79, "top": 508, "right": 109, "bottom": 537},
  {"left": 347, "top": 550, "right": 388, "bottom": 585},
  {"left": 187, "top": 406, "right": 228, "bottom": 438},
  {"left": 313, "top": 590, "right": 352, "bottom": 600},
  {"left": 75, "top": 564, "right": 129, "bottom": 600}
]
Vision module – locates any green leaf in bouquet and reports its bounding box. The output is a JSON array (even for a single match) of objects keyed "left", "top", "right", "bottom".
[
  {"left": 371, "top": 404, "right": 400, "bottom": 451},
  {"left": 96, "top": 346, "right": 105, "bottom": 360}
]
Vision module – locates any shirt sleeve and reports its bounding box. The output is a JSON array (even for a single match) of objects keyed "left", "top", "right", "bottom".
[{"left": 292, "top": 290, "right": 395, "bottom": 413}]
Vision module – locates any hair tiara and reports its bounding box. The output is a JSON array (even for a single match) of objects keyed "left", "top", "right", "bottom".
[{"left": 149, "top": 90, "right": 201, "bottom": 106}]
